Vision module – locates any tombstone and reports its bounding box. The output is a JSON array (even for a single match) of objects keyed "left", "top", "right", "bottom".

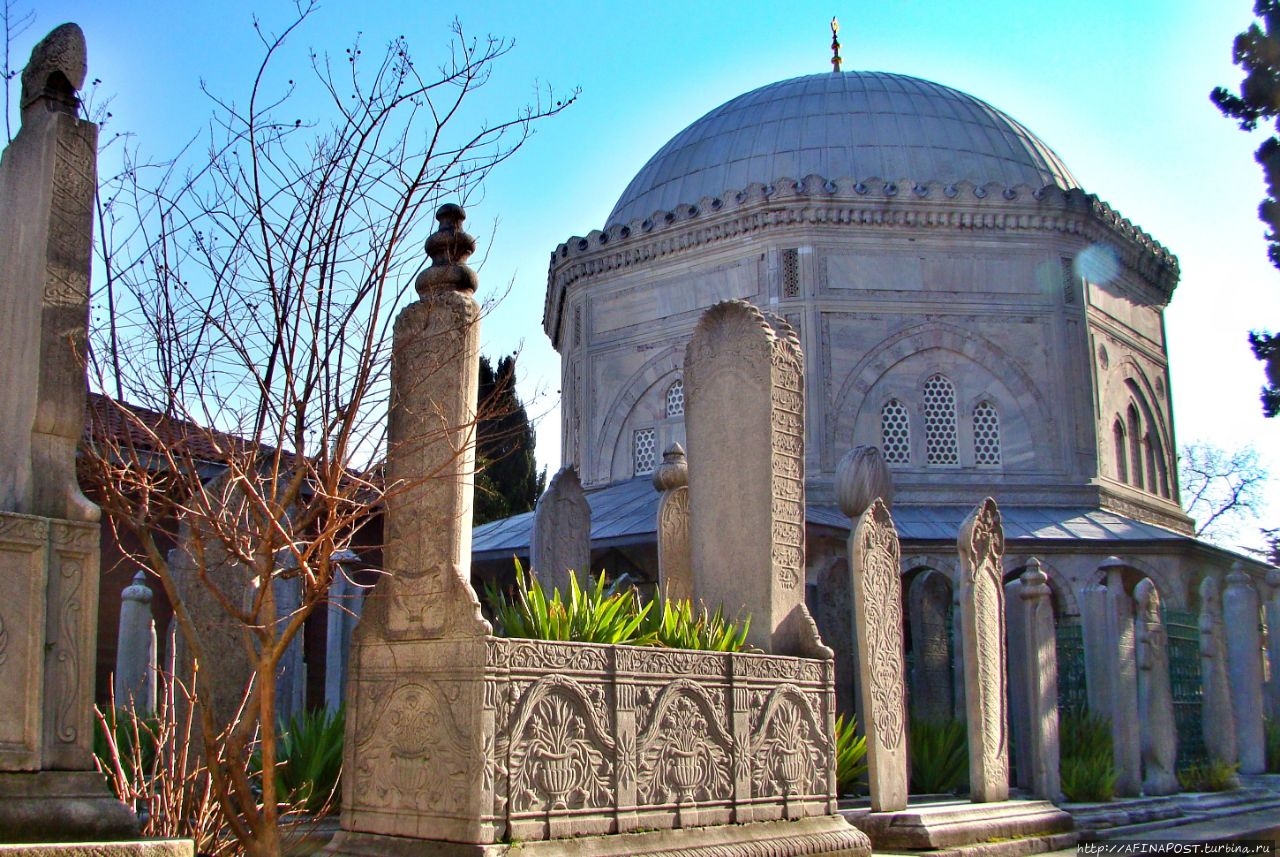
[
  {"left": 841, "top": 493, "right": 907, "bottom": 812},
  {"left": 325, "top": 553, "right": 370, "bottom": 712},
  {"left": 530, "top": 465, "right": 591, "bottom": 593},
  {"left": 273, "top": 573, "right": 305, "bottom": 723},
  {"left": 952, "top": 585, "right": 967, "bottom": 723},
  {"left": 1199, "top": 576, "right": 1240, "bottom": 775},
  {"left": 956, "top": 497, "right": 1009, "bottom": 803},
  {"left": 1079, "top": 582, "right": 1113, "bottom": 719},
  {"left": 908, "top": 571, "right": 953, "bottom": 725},
  {"left": 1223, "top": 565, "right": 1266, "bottom": 774},
  {"left": 1005, "top": 575, "right": 1030, "bottom": 790},
  {"left": 1014, "top": 559, "right": 1062, "bottom": 802},
  {"left": 1266, "top": 569, "right": 1280, "bottom": 720},
  {"left": 0, "top": 23, "right": 139, "bottom": 842},
  {"left": 1134, "top": 578, "right": 1178, "bottom": 796},
  {"left": 684, "top": 300, "right": 824, "bottom": 656},
  {"left": 114, "top": 571, "right": 157, "bottom": 712},
  {"left": 1101, "top": 558, "right": 1141, "bottom": 798},
  {"left": 815, "top": 554, "right": 857, "bottom": 717},
  {"left": 652, "top": 444, "right": 693, "bottom": 602}
]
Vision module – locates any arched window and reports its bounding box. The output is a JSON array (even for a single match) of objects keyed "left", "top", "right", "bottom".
[
  {"left": 632, "top": 427, "right": 657, "bottom": 476},
  {"left": 1127, "top": 404, "right": 1144, "bottom": 490},
  {"left": 665, "top": 379, "right": 685, "bottom": 417},
  {"left": 1113, "top": 419, "right": 1128, "bottom": 483},
  {"left": 881, "top": 399, "right": 911, "bottom": 464},
  {"left": 973, "top": 401, "right": 1001, "bottom": 466},
  {"left": 922, "top": 374, "right": 959, "bottom": 465}
]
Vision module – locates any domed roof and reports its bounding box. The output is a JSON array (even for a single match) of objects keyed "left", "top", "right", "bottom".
[{"left": 607, "top": 71, "right": 1078, "bottom": 228}]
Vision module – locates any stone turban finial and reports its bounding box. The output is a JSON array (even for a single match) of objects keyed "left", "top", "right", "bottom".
[
  {"left": 20, "top": 23, "right": 86, "bottom": 114},
  {"left": 415, "top": 203, "right": 479, "bottom": 296}
]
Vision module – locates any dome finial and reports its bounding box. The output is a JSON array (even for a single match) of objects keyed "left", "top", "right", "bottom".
[{"left": 830, "top": 17, "right": 842, "bottom": 73}]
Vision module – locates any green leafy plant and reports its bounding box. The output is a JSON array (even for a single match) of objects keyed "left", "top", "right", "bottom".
[
  {"left": 908, "top": 718, "right": 968, "bottom": 794},
  {"left": 834, "top": 714, "right": 869, "bottom": 795},
  {"left": 266, "top": 706, "right": 346, "bottom": 814},
  {"left": 1058, "top": 709, "right": 1118, "bottom": 802},
  {"left": 1177, "top": 759, "right": 1240, "bottom": 792},
  {"left": 485, "top": 561, "right": 753, "bottom": 652}
]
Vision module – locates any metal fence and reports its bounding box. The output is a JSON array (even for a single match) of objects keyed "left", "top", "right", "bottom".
[
  {"left": 1056, "top": 618, "right": 1087, "bottom": 714},
  {"left": 1164, "top": 607, "right": 1206, "bottom": 764}
]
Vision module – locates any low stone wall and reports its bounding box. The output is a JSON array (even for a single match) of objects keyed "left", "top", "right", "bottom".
[{"left": 343, "top": 637, "right": 838, "bottom": 846}]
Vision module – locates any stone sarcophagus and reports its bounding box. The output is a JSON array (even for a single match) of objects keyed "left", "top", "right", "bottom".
[{"left": 341, "top": 636, "right": 840, "bottom": 846}]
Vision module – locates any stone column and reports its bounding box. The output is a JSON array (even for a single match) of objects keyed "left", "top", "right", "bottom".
[
  {"left": 1135, "top": 579, "right": 1178, "bottom": 796},
  {"left": 908, "top": 570, "right": 953, "bottom": 724},
  {"left": 1102, "top": 558, "right": 1141, "bottom": 798},
  {"left": 838, "top": 445, "right": 906, "bottom": 812},
  {"left": 1015, "top": 559, "right": 1062, "bottom": 802},
  {"left": 1004, "top": 576, "right": 1030, "bottom": 791},
  {"left": 1199, "top": 576, "right": 1239, "bottom": 775},
  {"left": 0, "top": 25, "right": 137, "bottom": 842},
  {"left": 325, "top": 557, "right": 370, "bottom": 712},
  {"left": 341, "top": 205, "right": 493, "bottom": 846},
  {"left": 957, "top": 498, "right": 1009, "bottom": 803},
  {"left": 114, "top": 571, "right": 157, "bottom": 712},
  {"left": 685, "top": 300, "right": 824, "bottom": 656},
  {"left": 652, "top": 444, "right": 693, "bottom": 602},
  {"left": 1266, "top": 570, "right": 1280, "bottom": 720},
  {"left": 1223, "top": 564, "right": 1266, "bottom": 774},
  {"left": 530, "top": 465, "right": 591, "bottom": 594}
]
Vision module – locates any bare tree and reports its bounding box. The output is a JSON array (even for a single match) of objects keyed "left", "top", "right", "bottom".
[
  {"left": 1178, "top": 441, "right": 1269, "bottom": 545},
  {"left": 2, "top": 0, "right": 34, "bottom": 142},
  {"left": 74, "top": 5, "right": 573, "bottom": 855}
]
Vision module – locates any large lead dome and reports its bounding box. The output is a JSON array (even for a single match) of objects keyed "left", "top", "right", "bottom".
[{"left": 608, "top": 71, "right": 1078, "bottom": 228}]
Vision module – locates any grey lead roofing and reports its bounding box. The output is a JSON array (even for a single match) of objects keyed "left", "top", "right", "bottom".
[
  {"left": 471, "top": 477, "right": 1188, "bottom": 561},
  {"left": 607, "top": 71, "right": 1078, "bottom": 229}
]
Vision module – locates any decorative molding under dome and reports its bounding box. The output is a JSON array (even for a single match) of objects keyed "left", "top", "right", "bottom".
[{"left": 543, "top": 174, "right": 1179, "bottom": 347}]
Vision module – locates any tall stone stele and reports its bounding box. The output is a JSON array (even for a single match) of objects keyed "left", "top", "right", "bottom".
[
  {"left": 1198, "top": 576, "right": 1240, "bottom": 781},
  {"left": 837, "top": 445, "right": 907, "bottom": 813},
  {"left": 1135, "top": 578, "right": 1178, "bottom": 796},
  {"left": 684, "top": 300, "right": 826, "bottom": 656},
  {"left": 0, "top": 23, "right": 139, "bottom": 842},
  {"left": 529, "top": 465, "right": 591, "bottom": 593},
  {"left": 1222, "top": 564, "right": 1266, "bottom": 775},
  {"left": 652, "top": 444, "right": 693, "bottom": 602},
  {"left": 1012, "top": 558, "right": 1062, "bottom": 802},
  {"left": 956, "top": 498, "right": 1009, "bottom": 803}
]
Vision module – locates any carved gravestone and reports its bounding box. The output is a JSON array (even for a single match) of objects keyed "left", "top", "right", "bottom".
[
  {"left": 1014, "top": 559, "right": 1062, "bottom": 802},
  {"left": 653, "top": 444, "right": 693, "bottom": 602},
  {"left": 530, "top": 465, "right": 591, "bottom": 594},
  {"left": 1079, "top": 583, "right": 1112, "bottom": 720},
  {"left": 842, "top": 493, "right": 907, "bottom": 812},
  {"left": 908, "top": 570, "right": 953, "bottom": 724},
  {"left": 1199, "top": 576, "right": 1239, "bottom": 776},
  {"left": 115, "top": 571, "right": 157, "bottom": 712},
  {"left": 1223, "top": 565, "right": 1265, "bottom": 774},
  {"left": 956, "top": 498, "right": 1009, "bottom": 803},
  {"left": 1101, "top": 559, "right": 1141, "bottom": 798},
  {"left": 0, "top": 24, "right": 139, "bottom": 843},
  {"left": 1135, "top": 579, "right": 1178, "bottom": 796},
  {"left": 1004, "top": 576, "right": 1030, "bottom": 790},
  {"left": 684, "top": 300, "right": 824, "bottom": 656}
]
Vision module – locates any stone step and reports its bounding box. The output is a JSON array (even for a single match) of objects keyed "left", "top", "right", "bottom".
[
  {"left": 845, "top": 798, "right": 1075, "bottom": 851},
  {"left": 1072, "top": 788, "right": 1280, "bottom": 842}
]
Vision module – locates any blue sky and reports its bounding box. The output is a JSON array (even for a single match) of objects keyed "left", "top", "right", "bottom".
[{"left": 13, "top": 1, "right": 1280, "bottom": 547}]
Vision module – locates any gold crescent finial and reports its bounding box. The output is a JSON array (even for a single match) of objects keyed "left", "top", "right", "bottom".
[{"left": 831, "top": 17, "right": 842, "bottom": 73}]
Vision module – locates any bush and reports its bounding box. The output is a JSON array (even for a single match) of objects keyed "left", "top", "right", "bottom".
[
  {"left": 267, "top": 706, "right": 345, "bottom": 814},
  {"left": 485, "top": 561, "right": 752, "bottom": 652},
  {"left": 834, "top": 714, "right": 869, "bottom": 795},
  {"left": 1177, "top": 759, "right": 1240, "bottom": 792},
  {"left": 1058, "top": 709, "right": 1117, "bottom": 802},
  {"left": 908, "top": 718, "right": 968, "bottom": 794}
]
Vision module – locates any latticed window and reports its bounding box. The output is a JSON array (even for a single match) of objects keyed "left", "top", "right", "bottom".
[
  {"left": 665, "top": 380, "right": 685, "bottom": 417},
  {"left": 782, "top": 248, "right": 800, "bottom": 298},
  {"left": 922, "top": 375, "right": 959, "bottom": 465},
  {"left": 880, "top": 399, "right": 911, "bottom": 464},
  {"left": 973, "top": 401, "right": 1001, "bottom": 466},
  {"left": 633, "top": 427, "right": 657, "bottom": 475}
]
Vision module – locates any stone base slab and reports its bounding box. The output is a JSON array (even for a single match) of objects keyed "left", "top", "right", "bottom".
[
  {"left": 0, "top": 842, "right": 192, "bottom": 857},
  {"left": 0, "top": 771, "right": 139, "bottom": 843},
  {"left": 845, "top": 799, "right": 1073, "bottom": 850},
  {"left": 323, "top": 815, "right": 871, "bottom": 856}
]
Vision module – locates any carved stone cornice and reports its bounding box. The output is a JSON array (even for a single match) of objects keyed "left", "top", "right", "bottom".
[{"left": 544, "top": 175, "right": 1179, "bottom": 348}]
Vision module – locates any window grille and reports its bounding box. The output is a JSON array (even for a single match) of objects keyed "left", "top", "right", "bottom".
[
  {"left": 633, "top": 427, "right": 657, "bottom": 476},
  {"left": 922, "top": 375, "right": 959, "bottom": 465},
  {"left": 973, "top": 401, "right": 1001, "bottom": 466},
  {"left": 665, "top": 380, "right": 685, "bottom": 417},
  {"left": 880, "top": 399, "right": 911, "bottom": 464},
  {"left": 782, "top": 248, "right": 800, "bottom": 298}
]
